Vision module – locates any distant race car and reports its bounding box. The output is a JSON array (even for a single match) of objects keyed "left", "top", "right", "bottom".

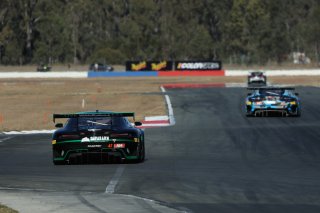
[
  {"left": 89, "top": 63, "right": 114, "bottom": 71},
  {"left": 248, "top": 71, "right": 267, "bottom": 85},
  {"left": 52, "top": 111, "right": 145, "bottom": 165},
  {"left": 37, "top": 64, "right": 51, "bottom": 72},
  {"left": 246, "top": 87, "right": 301, "bottom": 117}
]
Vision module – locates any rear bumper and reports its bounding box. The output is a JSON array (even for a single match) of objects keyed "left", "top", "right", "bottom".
[
  {"left": 246, "top": 105, "right": 300, "bottom": 116},
  {"left": 53, "top": 142, "right": 139, "bottom": 163}
]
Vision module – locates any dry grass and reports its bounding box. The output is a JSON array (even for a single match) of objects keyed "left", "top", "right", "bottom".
[
  {"left": 0, "top": 204, "right": 18, "bottom": 213},
  {"left": 0, "top": 76, "right": 319, "bottom": 131}
]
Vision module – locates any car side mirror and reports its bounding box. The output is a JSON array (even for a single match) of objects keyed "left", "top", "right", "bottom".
[
  {"left": 295, "top": 93, "right": 299, "bottom": 96},
  {"left": 55, "top": 123, "right": 63, "bottom": 128},
  {"left": 134, "top": 121, "right": 142, "bottom": 126}
]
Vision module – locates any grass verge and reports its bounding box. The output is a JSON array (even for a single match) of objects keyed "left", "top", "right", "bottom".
[{"left": 0, "top": 204, "right": 18, "bottom": 213}]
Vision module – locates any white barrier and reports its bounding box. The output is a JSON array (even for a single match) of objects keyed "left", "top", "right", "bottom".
[
  {"left": 0, "top": 72, "right": 87, "bottom": 78},
  {"left": 1, "top": 70, "right": 320, "bottom": 78},
  {"left": 226, "top": 69, "right": 320, "bottom": 76}
]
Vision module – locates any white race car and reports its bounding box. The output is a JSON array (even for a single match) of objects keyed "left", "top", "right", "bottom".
[{"left": 248, "top": 71, "right": 267, "bottom": 85}]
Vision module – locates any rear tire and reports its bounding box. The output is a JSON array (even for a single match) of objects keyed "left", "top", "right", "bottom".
[
  {"left": 138, "top": 142, "right": 145, "bottom": 163},
  {"left": 53, "top": 160, "right": 65, "bottom": 165}
]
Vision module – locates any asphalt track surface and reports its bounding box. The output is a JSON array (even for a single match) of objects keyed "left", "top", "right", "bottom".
[{"left": 1, "top": 86, "right": 320, "bottom": 213}]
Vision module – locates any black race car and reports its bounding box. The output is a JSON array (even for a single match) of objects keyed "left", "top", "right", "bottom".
[
  {"left": 52, "top": 111, "right": 145, "bottom": 165},
  {"left": 37, "top": 64, "right": 51, "bottom": 72},
  {"left": 89, "top": 63, "right": 114, "bottom": 71}
]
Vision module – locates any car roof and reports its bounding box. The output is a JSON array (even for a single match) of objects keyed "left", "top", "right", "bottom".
[{"left": 250, "top": 71, "right": 264, "bottom": 74}]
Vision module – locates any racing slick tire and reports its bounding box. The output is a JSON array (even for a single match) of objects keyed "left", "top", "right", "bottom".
[
  {"left": 137, "top": 142, "right": 145, "bottom": 163},
  {"left": 53, "top": 160, "right": 66, "bottom": 165},
  {"left": 134, "top": 141, "right": 145, "bottom": 163}
]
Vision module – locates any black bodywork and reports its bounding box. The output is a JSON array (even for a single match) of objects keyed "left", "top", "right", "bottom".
[
  {"left": 89, "top": 63, "right": 114, "bottom": 72},
  {"left": 52, "top": 111, "right": 145, "bottom": 165}
]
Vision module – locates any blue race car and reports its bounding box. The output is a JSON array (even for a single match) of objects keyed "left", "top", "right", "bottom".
[{"left": 246, "top": 87, "right": 301, "bottom": 117}]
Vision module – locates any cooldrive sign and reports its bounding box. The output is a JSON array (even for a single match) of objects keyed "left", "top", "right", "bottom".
[{"left": 175, "top": 61, "right": 222, "bottom": 70}]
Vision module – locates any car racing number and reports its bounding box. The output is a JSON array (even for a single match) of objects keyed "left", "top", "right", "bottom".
[{"left": 107, "top": 143, "right": 125, "bottom": 149}]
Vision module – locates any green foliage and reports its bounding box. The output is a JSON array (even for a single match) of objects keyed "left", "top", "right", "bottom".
[
  {"left": 89, "top": 47, "right": 126, "bottom": 64},
  {"left": 0, "top": 0, "right": 319, "bottom": 65}
]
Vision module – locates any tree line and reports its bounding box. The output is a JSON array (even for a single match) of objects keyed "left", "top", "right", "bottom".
[{"left": 0, "top": 0, "right": 319, "bottom": 66}]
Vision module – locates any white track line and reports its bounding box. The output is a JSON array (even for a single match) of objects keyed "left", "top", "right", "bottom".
[
  {"left": 0, "top": 137, "right": 13, "bottom": 143},
  {"left": 144, "top": 115, "right": 169, "bottom": 121},
  {"left": 160, "top": 86, "right": 176, "bottom": 126},
  {"left": 3, "top": 130, "right": 55, "bottom": 135},
  {"left": 105, "top": 165, "right": 125, "bottom": 194}
]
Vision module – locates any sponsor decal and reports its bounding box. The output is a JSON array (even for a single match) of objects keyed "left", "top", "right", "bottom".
[
  {"left": 131, "top": 61, "right": 147, "bottom": 71},
  {"left": 126, "top": 61, "right": 172, "bottom": 71},
  {"left": 106, "top": 143, "right": 125, "bottom": 148},
  {"left": 114, "top": 143, "right": 125, "bottom": 148},
  {"left": 81, "top": 136, "right": 109, "bottom": 142},
  {"left": 81, "top": 137, "right": 90, "bottom": 142},
  {"left": 134, "top": 138, "right": 140, "bottom": 143},
  {"left": 88, "top": 144, "right": 102, "bottom": 148},
  {"left": 151, "top": 61, "right": 167, "bottom": 71}
]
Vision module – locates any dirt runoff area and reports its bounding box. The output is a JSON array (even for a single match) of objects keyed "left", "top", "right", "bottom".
[{"left": 0, "top": 76, "right": 320, "bottom": 131}]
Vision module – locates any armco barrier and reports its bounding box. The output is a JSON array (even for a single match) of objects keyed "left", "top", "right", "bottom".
[
  {"left": 88, "top": 71, "right": 225, "bottom": 77},
  {"left": 0, "top": 72, "right": 87, "bottom": 78},
  {"left": 88, "top": 71, "right": 158, "bottom": 77},
  {"left": 1, "top": 69, "right": 320, "bottom": 78},
  {"left": 226, "top": 69, "right": 320, "bottom": 76},
  {"left": 158, "top": 71, "right": 225, "bottom": 76}
]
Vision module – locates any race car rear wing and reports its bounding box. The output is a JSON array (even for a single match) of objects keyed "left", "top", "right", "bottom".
[
  {"left": 53, "top": 112, "right": 135, "bottom": 123},
  {"left": 247, "top": 87, "right": 295, "bottom": 90}
]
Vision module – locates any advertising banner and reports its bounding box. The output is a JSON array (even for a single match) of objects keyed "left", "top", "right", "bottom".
[
  {"left": 126, "top": 61, "right": 173, "bottom": 71},
  {"left": 126, "top": 61, "right": 148, "bottom": 71},
  {"left": 126, "top": 60, "right": 222, "bottom": 71},
  {"left": 149, "top": 61, "right": 173, "bottom": 71},
  {"left": 175, "top": 61, "right": 222, "bottom": 70}
]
